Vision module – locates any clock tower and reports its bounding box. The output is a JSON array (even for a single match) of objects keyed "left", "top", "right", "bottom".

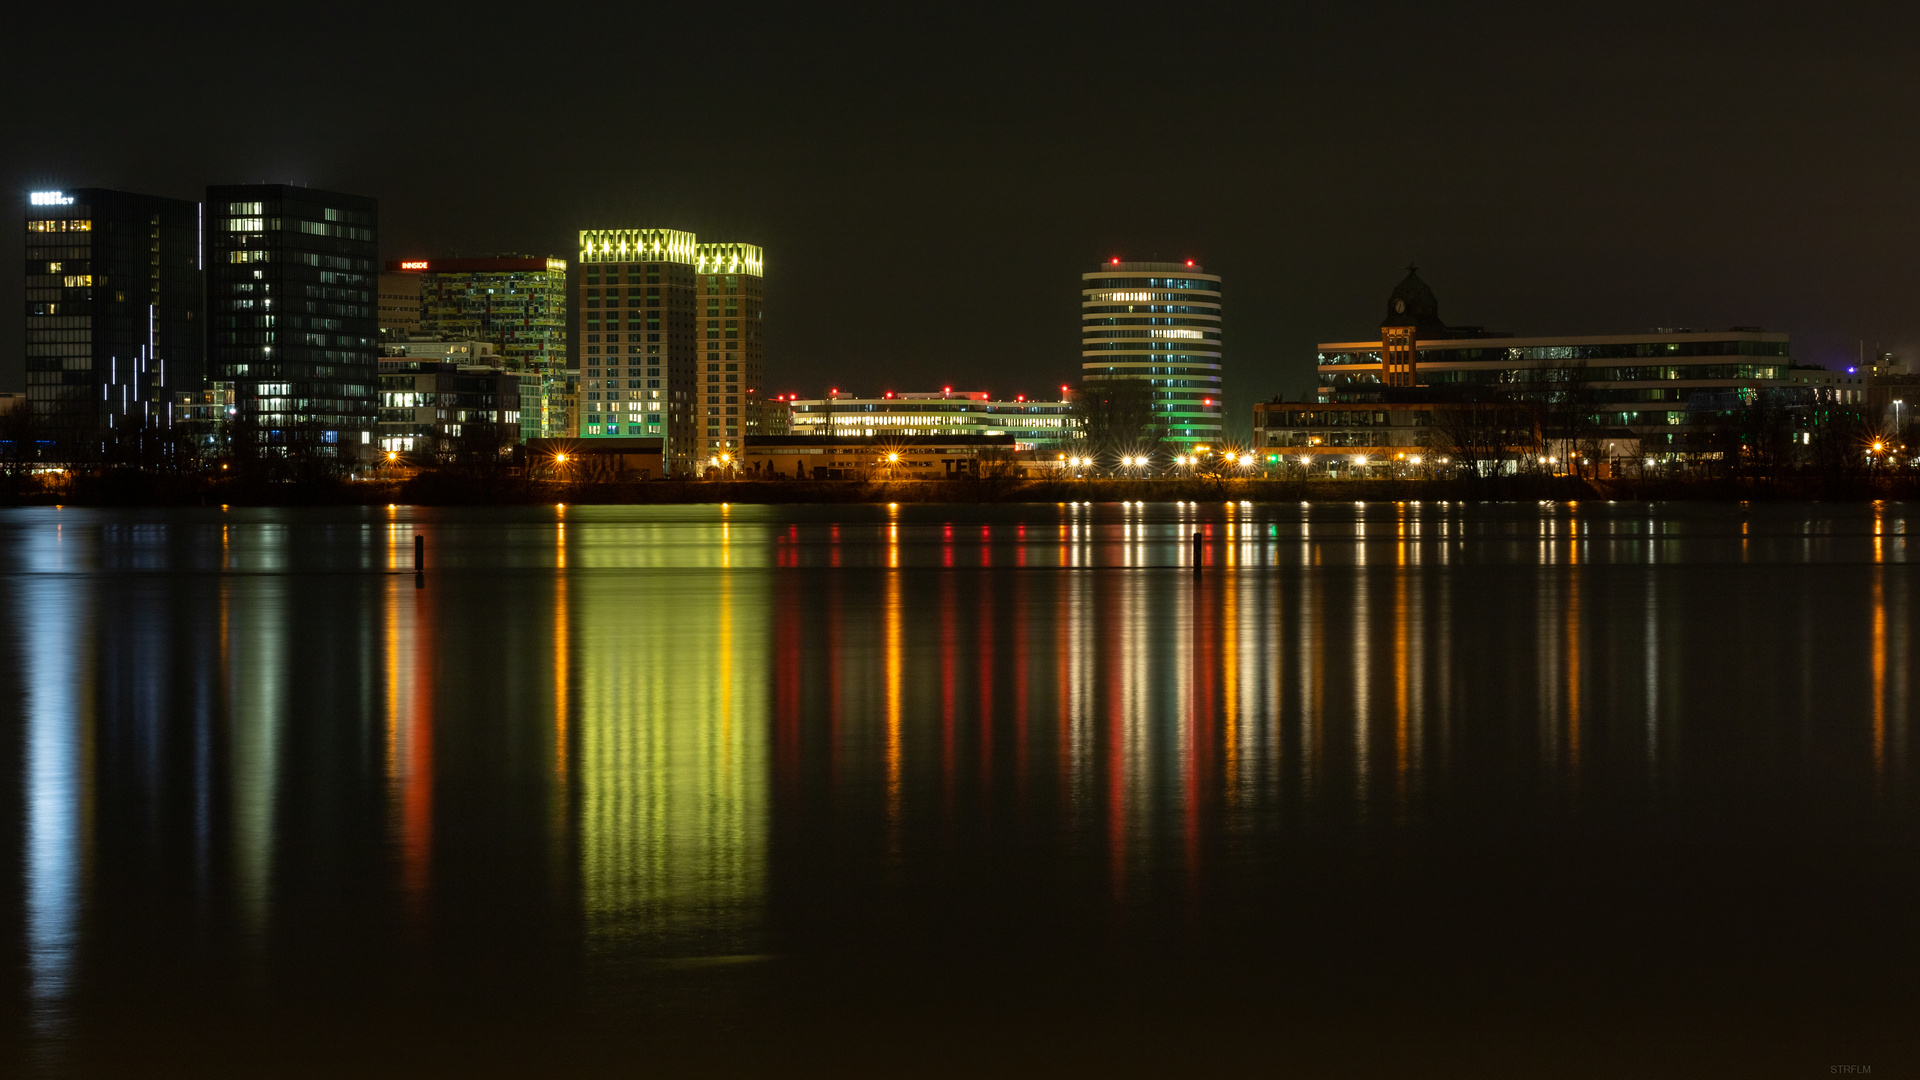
[{"left": 1380, "top": 266, "right": 1445, "bottom": 388}]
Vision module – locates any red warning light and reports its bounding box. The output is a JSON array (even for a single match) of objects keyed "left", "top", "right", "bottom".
[
  {"left": 1110, "top": 257, "right": 1120, "bottom": 264},
  {"left": 1186, "top": 259, "right": 1194, "bottom": 267}
]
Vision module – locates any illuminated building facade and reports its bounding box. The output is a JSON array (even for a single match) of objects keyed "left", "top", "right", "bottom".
[
  {"left": 786, "top": 389, "right": 1080, "bottom": 447},
  {"left": 23, "top": 188, "right": 203, "bottom": 438},
  {"left": 575, "top": 229, "right": 696, "bottom": 465},
  {"left": 385, "top": 256, "right": 568, "bottom": 371},
  {"left": 205, "top": 184, "right": 379, "bottom": 455},
  {"left": 575, "top": 228, "right": 765, "bottom": 473},
  {"left": 1080, "top": 258, "right": 1223, "bottom": 451},
  {"left": 695, "top": 243, "right": 765, "bottom": 459}
]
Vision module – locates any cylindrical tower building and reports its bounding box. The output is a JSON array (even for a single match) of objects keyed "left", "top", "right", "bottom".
[{"left": 1079, "top": 258, "right": 1223, "bottom": 450}]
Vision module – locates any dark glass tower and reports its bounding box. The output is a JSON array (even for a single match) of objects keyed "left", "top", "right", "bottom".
[
  {"left": 205, "top": 184, "right": 378, "bottom": 456},
  {"left": 22, "top": 188, "right": 203, "bottom": 442}
]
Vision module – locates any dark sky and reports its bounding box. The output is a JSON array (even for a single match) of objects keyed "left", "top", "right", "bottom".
[{"left": 7, "top": 1, "right": 1918, "bottom": 425}]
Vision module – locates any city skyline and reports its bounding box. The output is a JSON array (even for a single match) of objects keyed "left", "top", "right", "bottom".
[{"left": 8, "top": 5, "right": 1920, "bottom": 414}]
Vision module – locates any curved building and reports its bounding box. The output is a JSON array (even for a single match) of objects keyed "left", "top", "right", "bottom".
[{"left": 1079, "top": 258, "right": 1222, "bottom": 450}]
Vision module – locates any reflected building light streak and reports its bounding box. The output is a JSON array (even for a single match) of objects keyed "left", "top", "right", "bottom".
[
  {"left": 579, "top": 558, "right": 769, "bottom": 957},
  {"left": 1433, "top": 560, "right": 1453, "bottom": 779},
  {"left": 1015, "top": 584, "right": 1032, "bottom": 803},
  {"left": 1645, "top": 571, "right": 1660, "bottom": 769},
  {"left": 232, "top": 578, "right": 284, "bottom": 941},
  {"left": 1537, "top": 565, "right": 1562, "bottom": 771},
  {"left": 886, "top": 569, "right": 903, "bottom": 849},
  {"left": 978, "top": 587, "right": 995, "bottom": 809},
  {"left": 20, "top": 567, "right": 91, "bottom": 1049},
  {"left": 1893, "top": 569, "right": 1910, "bottom": 770},
  {"left": 1353, "top": 567, "right": 1371, "bottom": 811},
  {"left": 1873, "top": 567, "right": 1887, "bottom": 786},
  {"left": 552, "top": 567, "right": 571, "bottom": 861},
  {"left": 1258, "top": 568, "right": 1281, "bottom": 809},
  {"left": 385, "top": 575, "right": 434, "bottom": 912},
  {"left": 1393, "top": 568, "right": 1411, "bottom": 816},
  {"left": 1567, "top": 567, "right": 1583, "bottom": 782},
  {"left": 1300, "top": 564, "right": 1322, "bottom": 796},
  {"left": 941, "top": 575, "right": 958, "bottom": 821},
  {"left": 1178, "top": 572, "right": 1203, "bottom": 891},
  {"left": 1064, "top": 573, "right": 1092, "bottom": 815}
]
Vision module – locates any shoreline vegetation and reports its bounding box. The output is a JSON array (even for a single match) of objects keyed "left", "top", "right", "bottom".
[{"left": 9, "top": 471, "right": 1920, "bottom": 507}]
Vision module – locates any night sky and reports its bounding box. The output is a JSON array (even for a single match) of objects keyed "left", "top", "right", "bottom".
[{"left": 6, "top": 1, "right": 1918, "bottom": 424}]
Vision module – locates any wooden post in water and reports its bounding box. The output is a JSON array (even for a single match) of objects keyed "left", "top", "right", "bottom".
[
  {"left": 415, "top": 534, "right": 425, "bottom": 572},
  {"left": 1192, "top": 530, "right": 1202, "bottom": 576}
]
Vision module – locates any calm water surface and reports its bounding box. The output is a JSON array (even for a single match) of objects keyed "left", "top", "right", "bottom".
[{"left": 2, "top": 501, "right": 1917, "bottom": 1078}]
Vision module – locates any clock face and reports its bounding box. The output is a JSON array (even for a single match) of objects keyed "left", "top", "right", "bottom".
[{"left": 1394, "top": 299, "right": 1406, "bottom": 314}]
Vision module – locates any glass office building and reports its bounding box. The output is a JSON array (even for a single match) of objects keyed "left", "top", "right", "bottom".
[
  {"left": 205, "top": 184, "right": 379, "bottom": 456},
  {"left": 22, "top": 188, "right": 203, "bottom": 442},
  {"left": 1080, "top": 258, "right": 1223, "bottom": 451},
  {"left": 386, "top": 256, "right": 568, "bottom": 371}
]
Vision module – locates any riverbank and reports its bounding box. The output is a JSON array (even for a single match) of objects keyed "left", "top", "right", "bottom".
[{"left": 7, "top": 470, "right": 1920, "bottom": 506}]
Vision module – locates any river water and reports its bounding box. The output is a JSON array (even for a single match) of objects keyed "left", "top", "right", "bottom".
[{"left": 0, "top": 501, "right": 1915, "bottom": 1077}]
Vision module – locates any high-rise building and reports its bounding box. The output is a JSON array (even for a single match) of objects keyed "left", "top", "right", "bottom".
[
  {"left": 23, "top": 187, "right": 203, "bottom": 441},
  {"left": 694, "top": 243, "right": 765, "bottom": 459},
  {"left": 385, "top": 256, "right": 568, "bottom": 370},
  {"left": 205, "top": 184, "right": 379, "bottom": 456},
  {"left": 1079, "top": 258, "right": 1223, "bottom": 450},
  {"left": 576, "top": 229, "right": 764, "bottom": 473}
]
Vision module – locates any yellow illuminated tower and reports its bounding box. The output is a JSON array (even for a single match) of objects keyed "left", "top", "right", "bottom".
[
  {"left": 575, "top": 229, "right": 699, "bottom": 469},
  {"left": 575, "top": 229, "right": 766, "bottom": 473},
  {"left": 694, "top": 243, "right": 765, "bottom": 459}
]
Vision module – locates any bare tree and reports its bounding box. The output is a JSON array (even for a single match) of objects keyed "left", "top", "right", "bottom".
[{"left": 1071, "top": 379, "right": 1162, "bottom": 460}]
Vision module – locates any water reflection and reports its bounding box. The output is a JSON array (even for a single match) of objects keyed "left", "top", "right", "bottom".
[
  {"left": 19, "top": 526, "right": 88, "bottom": 1055},
  {"left": 3, "top": 501, "right": 1918, "bottom": 1072},
  {"left": 575, "top": 542, "right": 769, "bottom": 959}
]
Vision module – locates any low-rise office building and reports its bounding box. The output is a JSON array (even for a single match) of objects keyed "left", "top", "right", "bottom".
[
  {"left": 524, "top": 436, "right": 662, "bottom": 480},
  {"left": 376, "top": 358, "right": 522, "bottom": 456},
  {"left": 785, "top": 390, "right": 1079, "bottom": 447},
  {"left": 1253, "top": 396, "right": 1546, "bottom": 475},
  {"left": 1319, "top": 270, "right": 1796, "bottom": 453},
  {"left": 740, "top": 433, "right": 1018, "bottom": 480}
]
